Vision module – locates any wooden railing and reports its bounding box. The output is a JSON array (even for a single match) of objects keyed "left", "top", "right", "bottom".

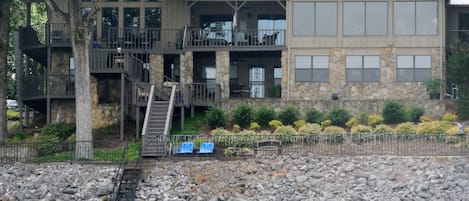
[
  {"left": 185, "top": 28, "right": 286, "bottom": 48},
  {"left": 447, "top": 30, "right": 469, "bottom": 46},
  {"left": 46, "top": 23, "right": 71, "bottom": 46},
  {"left": 23, "top": 75, "right": 46, "bottom": 99},
  {"left": 48, "top": 74, "right": 75, "bottom": 97},
  {"left": 89, "top": 49, "right": 129, "bottom": 73},
  {"left": 107, "top": 28, "right": 183, "bottom": 50},
  {"left": 23, "top": 74, "right": 74, "bottom": 100}
]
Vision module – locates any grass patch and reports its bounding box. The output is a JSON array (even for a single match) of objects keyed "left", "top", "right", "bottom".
[{"left": 171, "top": 111, "right": 206, "bottom": 135}]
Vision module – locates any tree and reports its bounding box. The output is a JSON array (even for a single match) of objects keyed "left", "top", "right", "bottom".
[
  {"left": 0, "top": 0, "right": 11, "bottom": 143},
  {"left": 45, "top": 0, "right": 94, "bottom": 159},
  {"left": 447, "top": 43, "right": 469, "bottom": 119}
]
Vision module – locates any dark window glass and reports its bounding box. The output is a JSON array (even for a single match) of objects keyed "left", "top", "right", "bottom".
[{"left": 102, "top": 7, "right": 118, "bottom": 40}]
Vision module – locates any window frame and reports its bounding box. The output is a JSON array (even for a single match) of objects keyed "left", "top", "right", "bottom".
[
  {"left": 345, "top": 55, "right": 381, "bottom": 82},
  {"left": 397, "top": 55, "right": 432, "bottom": 82},
  {"left": 295, "top": 55, "right": 329, "bottom": 82},
  {"left": 343, "top": 1, "right": 388, "bottom": 36},
  {"left": 393, "top": 1, "right": 438, "bottom": 36},
  {"left": 292, "top": 2, "right": 337, "bottom": 36}
]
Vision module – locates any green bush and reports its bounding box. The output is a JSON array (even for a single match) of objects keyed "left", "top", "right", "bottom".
[
  {"left": 298, "top": 123, "right": 322, "bottom": 135},
  {"left": 206, "top": 106, "right": 227, "bottom": 129},
  {"left": 42, "top": 122, "right": 75, "bottom": 141},
  {"left": 367, "top": 115, "right": 384, "bottom": 127},
  {"left": 445, "top": 126, "right": 463, "bottom": 143},
  {"left": 269, "top": 120, "right": 283, "bottom": 129},
  {"left": 405, "top": 106, "right": 425, "bottom": 123},
  {"left": 273, "top": 125, "right": 297, "bottom": 135},
  {"left": 239, "top": 129, "right": 256, "bottom": 135},
  {"left": 351, "top": 125, "right": 373, "bottom": 143},
  {"left": 456, "top": 89, "right": 469, "bottom": 119},
  {"left": 420, "top": 115, "right": 433, "bottom": 123},
  {"left": 395, "top": 122, "right": 417, "bottom": 139},
  {"left": 441, "top": 112, "right": 458, "bottom": 122},
  {"left": 7, "top": 110, "right": 19, "bottom": 120},
  {"left": 294, "top": 120, "right": 306, "bottom": 129},
  {"left": 210, "top": 128, "right": 231, "bottom": 135},
  {"left": 278, "top": 105, "right": 300, "bottom": 126},
  {"left": 36, "top": 135, "right": 61, "bottom": 156},
  {"left": 322, "top": 126, "right": 345, "bottom": 144},
  {"left": 346, "top": 117, "right": 359, "bottom": 129},
  {"left": 305, "top": 107, "right": 324, "bottom": 123},
  {"left": 320, "top": 119, "right": 332, "bottom": 128},
  {"left": 255, "top": 105, "right": 276, "bottom": 127},
  {"left": 232, "top": 104, "right": 255, "bottom": 129},
  {"left": 374, "top": 125, "right": 394, "bottom": 134},
  {"left": 382, "top": 101, "right": 406, "bottom": 124},
  {"left": 249, "top": 122, "right": 260, "bottom": 131},
  {"left": 327, "top": 108, "right": 351, "bottom": 127},
  {"left": 358, "top": 112, "right": 369, "bottom": 125},
  {"left": 417, "top": 121, "right": 451, "bottom": 135},
  {"left": 232, "top": 124, "right": 241, "bottom": 133}
]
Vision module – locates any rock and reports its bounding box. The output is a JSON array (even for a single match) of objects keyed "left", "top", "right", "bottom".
[{"left": 63, "top": 187, "right": 78, "bottom": 194}]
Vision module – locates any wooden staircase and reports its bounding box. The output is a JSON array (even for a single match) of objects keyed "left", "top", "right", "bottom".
[{"left": 142, "top": 100, "right": 170, "bottom": 157}]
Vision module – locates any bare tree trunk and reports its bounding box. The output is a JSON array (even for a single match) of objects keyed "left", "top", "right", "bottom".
[
  {"left": 69, "top": 1, "right": 93, "bottom": 159},
  {"left": 0, "top": 1, "right": 11, "bottom": 143}
]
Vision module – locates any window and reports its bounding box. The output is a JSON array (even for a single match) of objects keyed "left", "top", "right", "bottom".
[
  {"left": 124, "top": 8, "right": 140, "bottom": 28},
  {"left": 82, "top": 7, "right": 97, "bottom": 41},
  {"left": 69, "top": 57, "right": 75, "bottom": 81},
  {"left": 274, "top": 67, "right": 282, "bottom": 86},
  {"left": 102, "top": 7, "right": 118, "bottom": 40},
  {"left": 295, "top": 56, "right": 329, "bottom": 82},
  {"left": 394, "top": 1, "right": 438, "bottom": 35},
  {"left": 397, "top": 56, "right": 432, "bottom": 82},
  {"left": 343, "top": 2, "right": 387, "bottom": 36},
  {"left": 346, "top": 56, "right": 380, "bottom": 82},
  {"left": 293, "top": 2, "right": 337, "bottom": 36}
]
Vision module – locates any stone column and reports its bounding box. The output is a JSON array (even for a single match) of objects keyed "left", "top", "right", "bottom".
[
  {"left": 281, "top": 50, "right": 288, "bottom": 100},
  {"left": 149, "top": 54, "right": 164, "bottom": 84},
  {"left": 216, "top": 51, "right": 230, "bottom": 98},
  {"left": 180, "top": 51, "right": 193, "bottom": 84}
]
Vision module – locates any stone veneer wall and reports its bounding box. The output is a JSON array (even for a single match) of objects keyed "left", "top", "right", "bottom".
[
  {"left": 287, "top": 48, "right": 442, "bottom": 101},
  {"left": 180, "top": 51, "right": 193, "bottom": 84},
  {"left": 216, "top": 51, "right": 230, "bottom": 98},
  {"left": 221, "top": 99, "right": 445, "bottom": 118},
  {"left": 51, "top": 100, "right": 75, "bottom": 124},
  {"left": 150, "top": 54, "right": 164, "bottom": 84}
]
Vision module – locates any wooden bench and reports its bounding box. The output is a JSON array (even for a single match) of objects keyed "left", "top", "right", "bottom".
[{"left": 254, "top": 140, "right": 282, "bottom": 155}]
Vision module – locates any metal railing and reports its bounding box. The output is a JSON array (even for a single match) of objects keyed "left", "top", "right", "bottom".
[
  {"left": 447, "top": 30, "right": 469, "bottom": 46},
  {"left": 49, "top": 74, "right": 75, "bottom": 97},
  {"left": 0, "top": 140, "right": 129, "bottom": 164},
  {"left": 107, "top": 28, "right": 183, "bottom": 50},
  {"left": 23, "top": 75, "right": 47, "bottom": 99},
  {"left": 146, "top": 134, "right": 468, "bottom": 157},
  {"left": 185, "top": 28, "right": 286, "bottom": 48},
  {"left": 89, "top": 49, "right": 130, "bottom": 73}
]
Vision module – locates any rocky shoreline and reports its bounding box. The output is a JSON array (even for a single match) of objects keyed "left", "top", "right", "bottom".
[{"left": 0, "top": 155, "right": 468, "bottom": 201}]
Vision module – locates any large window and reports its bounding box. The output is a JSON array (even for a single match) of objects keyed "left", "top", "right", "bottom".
[
  {"left": 124, "top": 8, "right": 140, "bottom": 28},
  {"left": 397, "top": 56, "right": 432, "bottom": 82},
  {"left": 343, "top": 2, "right": 387, "bottom": 36},
  {"left": 293, "top": 2, "right": 337, "bottom": 36},
  {"left": 102, "top": 7, "right": 118, "bottom": 40},
  {"left": 394, "top": 1, "right": 438, "bottom": 35},
  {"left": 346, "top": 56, "right": 380, "bottom": 82},
  {"left": 295, "top": 56, "right": 329, "bottom": 82}
]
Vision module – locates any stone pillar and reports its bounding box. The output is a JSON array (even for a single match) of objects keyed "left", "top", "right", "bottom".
[
  {"left": 329, "top": 48, "right": 346, "bottom": 97},
  {"left": 216, "top": 51, "right": 230, "bottom": 98},
  {"left": 149, "top": 54, "right": 164, "bottom": 84},
  {"left": 281, "top": 50, "right": 288, "bottom": 100},
  {"left": 180, "top": 51, "right": 193, "bottom": 84}
]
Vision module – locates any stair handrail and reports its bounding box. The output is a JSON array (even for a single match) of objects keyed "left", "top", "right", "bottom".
[
  {"left": 142, "top": 85, "right": 155, "bottom": 137},
  {"left": 164, "top": 85, "right": 177, "bottom": 135}
]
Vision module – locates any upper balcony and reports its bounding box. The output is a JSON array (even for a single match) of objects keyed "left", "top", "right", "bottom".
[{"left": 447, "top": 29, "right": 469, "bottom": 48}]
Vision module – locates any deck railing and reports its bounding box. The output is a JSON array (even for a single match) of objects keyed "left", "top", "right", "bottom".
[
  {"left": 46, "top": 23, "right": 71, "bottom": 46},
  {"left": 447, "top": 29, "right": 469, "bottom": 46},
  {"left": 23, "top": 75, "right": 47, "bottom": 99},
  {"left": 89, "top": 49, "right": 129, "bottom": 73},
  {"left": 185, "top": 28, "right": 286, "bottom": 48},
  {"left": 48, "top": 74, "right": 75, "bottom": 97},
  {"left": 107, "top": 28, "right": 183, "bottom": 50}
]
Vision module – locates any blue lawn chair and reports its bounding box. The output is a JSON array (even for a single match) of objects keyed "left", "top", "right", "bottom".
[
  {"left": 178, "top": 142, "right": 194, "bottom": 154},
  {"left": 198, "top": 142, "right": 214, "bottom": 154}
]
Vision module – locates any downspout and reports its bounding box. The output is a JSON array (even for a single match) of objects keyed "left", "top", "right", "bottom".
[
  {"left": 439, "top": 0, "right": 444, "bottom": 100},
  {"left": 287, "top": 0, "right": 291, "bottom": 100}
]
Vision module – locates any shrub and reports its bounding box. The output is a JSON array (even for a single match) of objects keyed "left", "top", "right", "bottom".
[
  {"left": 7, "top": 110, "right": 19, "bottom": 120},
  {"left": 294, "top": 120, "right": 306, "bottom": 129},
  {"left": 358, "top": 112, "right": 369, "bottom": 125},
  {"left": 322, "top": 126, "right": 345, "bottom": 144},
  {"left": 405, "top": 106, "right": 425, "bottom": 123},
  {"left": 232, "top": 104, "right": 255, "bottom": 129},
  {"left": 258, "top": 130, "right": 272, "bottom": 135},
  {"left": 239, "top": 129, "right": 256, "bottom": 135},
  {"left": 350, "top": 125, "right": 373, "bottom": 143},
  {"left": 206, "top": 106, "right": 227, "bottom": 129},
  {"left": 395, "top": 122, "right": 417, "bottom": 135},
  {"left": 298, "top": 123, "right": 322, "bottom": 135},
  {"left": 278, "top": 105, "right": 300, "bottom": 126},
  {"left": 255, "top": 105, "right": 276, "bottom": 127},
  {"left": 457, "top": 89, "right": 469, "bottom": 120},
  {"left": 42, "top": 122, "right": 75, "bottom": 141},
  {"left": 320, "top": 119, "right": 332, "bottom": 128},
  {"left": 445, "top": 126, "right": 463, "bottom": 143},
  {"left": 419, "top": 115, "right": 433, "bottom": 123},
  {"left": 417, "top": 121, "right": 451, "bottom": 135},
  {"left": 374, "top": 125, "right": 394, "bottom": 134},
  {"left": 273, "top": 125, "right": 297, "bottom": 135},
  {"left": 210, "top": 128, "right": 231, "bottom": 135},
  {"left": 232, "top": 124, "right": 241, "bottom": 133},
  {"left": 441, "top": 112, "right": 458, "bottom": 122},
  {"left": 327, "top": 108, "right": 351, "bottom": 127},
  {"left": 367, "top": 115, "right": 384, "bottom": 127},
  {"left": 269, "top": 120, "right": 283, "bottom": 129},
  {"left": 249, "top": 122, "right": 260, "bottom": 131},
  {"left": 382, "top": 101, "right": 406, "bottom": 124},
  {"left": 345, "top": 117, "right": 359, "bottom": 129},
  {"left": 305, "top": 107, "right": 324, "bottom": 123},
  {"left": 36, "top": 135, "right": 61, "bottom": 156}
]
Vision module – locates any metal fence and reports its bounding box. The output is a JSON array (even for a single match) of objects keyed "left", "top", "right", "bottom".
[
  {"left": 165, "top": 133, "right": 469, "bottom": 157},
  {"left": 0, "top": 140, "right": 129, "bottom": 164}
]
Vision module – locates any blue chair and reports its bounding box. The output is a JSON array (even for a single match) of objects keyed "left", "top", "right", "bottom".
[
  {"left": 198, "top": 142, "right": 214, "bottom": 154},
  {"left": 178, "top": 142, "right": 194, "bottom": 154}
]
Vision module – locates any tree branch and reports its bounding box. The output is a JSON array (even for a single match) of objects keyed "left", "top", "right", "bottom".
[{"left": 44, "top": 0, "right": 69, "bottom": 22}]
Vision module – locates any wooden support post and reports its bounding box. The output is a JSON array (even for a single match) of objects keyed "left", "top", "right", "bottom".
[
  {"left": 136, "top": 106, "right": 140, "bottom": 140},
  {"left": 181, "top": 107, "right": 185, "bottom": 131},
  {"left": 14, "top": 31, "right": 23, "bottom": 131},
  {"left": 120, "top": 74, "right": 125, "bottom": 140}
]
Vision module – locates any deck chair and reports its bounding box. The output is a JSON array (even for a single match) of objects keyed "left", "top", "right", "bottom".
[
  {"left": 198, "top": 142, "right": 214, "bottom": 154},
  {"left": 178, "top": 142, "right": 194, "bottom": 154}
]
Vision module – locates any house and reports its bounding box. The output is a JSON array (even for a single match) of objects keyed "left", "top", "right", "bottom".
[{"left": 16, "top": 0, "right": 463, "bottom": 142}]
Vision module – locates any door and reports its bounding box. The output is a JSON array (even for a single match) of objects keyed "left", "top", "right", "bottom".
[{"left": 249, "top": 66, "right": 265, "bottom": 98}]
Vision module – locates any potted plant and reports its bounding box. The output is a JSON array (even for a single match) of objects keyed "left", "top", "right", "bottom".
[{"left": 425, "top": 78, "right": 442, "bottom": 100}]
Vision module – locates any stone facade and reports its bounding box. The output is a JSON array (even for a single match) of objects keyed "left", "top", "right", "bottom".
[
  {"left": 221, "top": 99, "right": 445, "bottom": 118},
  {"left": 51, "top": 100, "right": 75, "bottom": 124},
  {"left": 216, "top": 51, "right": 230, "bottom": 98},
  {"left": 150, "top": 54, "right": 164, "bottom": 84},
  {"left": 180, "top": 51, "right": 193, "bottom": 84}
]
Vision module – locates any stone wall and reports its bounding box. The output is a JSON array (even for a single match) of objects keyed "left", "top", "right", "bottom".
[
  {"left": 51, "top": 100, "right": 75, "bottom": 124},
  {"left": 180, "top": 51, "right": 193, "bottom": 84},
  {"left": 150, "top": 54, "right": 164, "bottom": 84},
  {"left": 92, "top": 103, "right": 121, "bottom": 128},
  {"left": 221, "top": 99, "right": 446, "bottom": 117},
  {"left": 287, "top": 47, "right": 442, "bottom": 101},
  {"left": 216, "top": 51, "right": 230, "bottom": 98}
]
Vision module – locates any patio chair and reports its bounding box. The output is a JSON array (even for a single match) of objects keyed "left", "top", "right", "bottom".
[
  {"left": 198, "top": 142, "right": 214, "bottom": 154},
  {"left": 178, "top": 142, "right": 194, "bottom": 154}
]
